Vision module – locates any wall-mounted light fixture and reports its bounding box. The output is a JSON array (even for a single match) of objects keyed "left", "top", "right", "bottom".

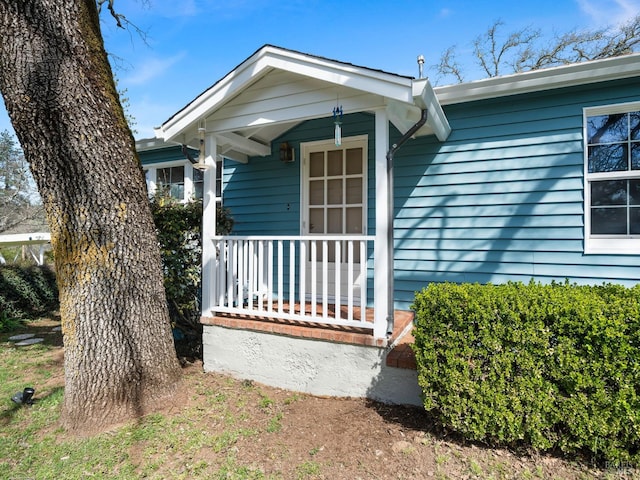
[{"left": 280, "top": 142, "right": 295, "bottom": 163}]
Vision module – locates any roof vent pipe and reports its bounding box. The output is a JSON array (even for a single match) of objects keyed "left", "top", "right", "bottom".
[
  {"left": 385, "top": 108, "right": 428, "bottom": 336},
  {"left": 417, "top": 55, "right": 425, "bottom": 79}
]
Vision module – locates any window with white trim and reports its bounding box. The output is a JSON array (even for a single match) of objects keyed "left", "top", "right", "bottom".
[
  {"left": 584, "top": 102, "right": 640, "bottom": 254},
  {"left": 143, "top": 160, "right": 223, "bottom": 204}
]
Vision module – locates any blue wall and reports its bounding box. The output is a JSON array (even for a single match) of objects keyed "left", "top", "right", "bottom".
[
  {"left": 393, "top": 78, "right": 640, "bottom": 308},
  {"left": 222, "top": 78, "right": 640, "bottom": 311}
]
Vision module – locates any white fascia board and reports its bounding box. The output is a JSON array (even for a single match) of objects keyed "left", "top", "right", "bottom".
[
  {"left": 435, "top": 53, "right": 640, "bottom": 105},
  {"left": 135, "top": 137, "right": 173, "bottom": 151},
  {"left": 413, "top": 78, "right": 451, "bottom": 141},
  {"left": 157, "top": 46, "right": 415, "bottom": 142},
  {"left": 158, "top": 54, "right": 274, "bottom": 141}
]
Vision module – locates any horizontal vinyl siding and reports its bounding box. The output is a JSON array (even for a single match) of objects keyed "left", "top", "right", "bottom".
[
  {"left": 393, "top": 78, "right": 640, "bottom": 309},
  {"left": 139, "top": 145, "right": 187, "bottom": 165}
]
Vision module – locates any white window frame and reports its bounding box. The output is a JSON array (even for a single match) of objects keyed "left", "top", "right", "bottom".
[
  {"left": 144, "top": 159, "right": 223, "bottom": 204},
  {"left": 584, "top": 101, "right": 640, "bottom": 254}
]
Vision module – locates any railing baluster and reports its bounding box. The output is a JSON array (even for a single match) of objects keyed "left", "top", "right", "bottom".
[
  {"left": 210, "top": 235, "right": 374, "bottom": 331},
  {"left": 217, "top": 238, "right": 225, "bottom": 306},
  {"left": 334, "top": 240, "right": 341, "bottom": 322},
  {"left": 299, "top": 240, "right": 309, "bottom": 315},
  {"left": 266, "top": 240, "right": 274, "bottom": 312},
  {"left": 347, "top": 240, "right": 354, "bottom": 321},
  {"left": 310, "top": 240, "right": 317, "bottom": 318},
  {"left": 290, "top": 240, "right": 297, "bottom": 315},
  {"left": 277, "top": 240, "right": 283, "bottom": 314},
  {"left": 322, "top": 240, "right": 328, "bottom": 319},
  {"left": 226, "top": 239, "right": 234, "bottom": 307},
  {"left": 360, "top": 239, "right": 366, "bottom": 321},
  {"left": 257, "top": 240, "right": 264, "bottom": 311}
]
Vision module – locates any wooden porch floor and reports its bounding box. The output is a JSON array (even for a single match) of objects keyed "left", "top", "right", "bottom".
[{"left": 201, "top": 302, "right": 415, "bottom": 352}]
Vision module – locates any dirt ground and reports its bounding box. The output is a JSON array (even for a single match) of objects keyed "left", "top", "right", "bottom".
[{"left": 8, "top": 318, "right": 633, "bottom": 479}]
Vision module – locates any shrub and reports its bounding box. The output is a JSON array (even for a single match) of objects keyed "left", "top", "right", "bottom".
[
  {"left": 411, "top": 280, "right": 640, "bottom": 464},
  {"left": 150, "top": 196, "right": 233, "bottom": 330},
  {"left": 0, "top": 264, "right": 59, "bottom": 330}
]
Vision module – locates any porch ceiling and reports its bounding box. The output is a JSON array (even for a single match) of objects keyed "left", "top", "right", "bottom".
[{"left": 154, "top": 45, "right": 450, "bottom": 162}]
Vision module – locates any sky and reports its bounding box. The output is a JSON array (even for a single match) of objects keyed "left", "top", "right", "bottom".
[{"left": 0, "top": 0, "right": 639, "bottom": 140}]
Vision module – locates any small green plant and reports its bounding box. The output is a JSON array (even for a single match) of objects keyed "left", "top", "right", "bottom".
[
  {"left": 259, "top": 394, "right": 274, "bottom": 410},
  {"left": 468, "top": 459, "right": 483, "bottom": 476},
  {"left": 296, "top": 460, "right": 321, "bottom": 479},
  {"left": 309, "top": 446, "right": 321, "bottom": 456},
  {"left": 267, "top": 412, "right": 283, "bottom": 433},
  {"left": 284, "top": 393, "right": 302, "bottom": 405}
]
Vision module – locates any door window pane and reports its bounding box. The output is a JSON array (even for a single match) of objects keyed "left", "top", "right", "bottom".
[
  {"left": 310, "top": 152, "right": 324, "bottom": 177},
  {"left": 346, "top": 148, "right": 363, "bottom": 174},
  {"left": 309, "top": 208, "right": 324, "bottom": 234},
  {"left": 309, "top": 180, "right": 324, "bottom": 205},
  {"left": 327, "top": 179, "right": 342, "bottom": 204},
  {"left": 327, "top": 208, "right": 342, "bottom": 234},
  {"left": 346, "top": 207, "right": 362, "bottom": 234},
  {"left": 327, "top": 150, "right": 342, "bottom": 176},
  {"left": 346, "top": 178, "right": 362, "bottom": 204}
]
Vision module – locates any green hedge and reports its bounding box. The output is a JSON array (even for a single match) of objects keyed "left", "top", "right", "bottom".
[
  {"left": 411, "top": 281, "right": 640, "bottom": 464},
  {"left": 150, "top": 196, "right": 233, "bottom": 330},
  {"left": 0, "top": 264, "right": 59, "bottom": 330}
]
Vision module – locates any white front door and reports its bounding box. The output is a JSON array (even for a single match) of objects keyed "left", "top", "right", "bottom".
[{"left": 301, "top": 136, "right": 367, "bottom": 303}]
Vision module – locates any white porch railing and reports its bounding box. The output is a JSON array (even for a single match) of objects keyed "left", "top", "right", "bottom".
[
  {"left": 0, "top": 232, "right": 51, "bottom": 265},
  {"left": 210, "top": 235, "right": 374, "bottom": 330}
]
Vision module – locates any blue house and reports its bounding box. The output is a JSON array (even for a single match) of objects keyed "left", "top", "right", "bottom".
[{"left": 152, "top": 45, "right": 640, "bottom": 405}]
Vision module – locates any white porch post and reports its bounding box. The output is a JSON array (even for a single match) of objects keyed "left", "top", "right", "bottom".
[
  {"left": 374, "top": 109, "right": 390, "bottom": 339},
  {"left": 201, "top": 134, "right": 218, "bottom": 316}
]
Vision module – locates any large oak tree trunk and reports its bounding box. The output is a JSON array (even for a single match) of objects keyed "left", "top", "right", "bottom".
[{"left": 0, "top": 0, "right": 182, "bottom": 432}]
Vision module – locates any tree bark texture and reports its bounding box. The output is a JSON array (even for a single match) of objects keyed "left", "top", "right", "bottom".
[{"left": 0, "top": 0, "right": 182, "bottom": 432}]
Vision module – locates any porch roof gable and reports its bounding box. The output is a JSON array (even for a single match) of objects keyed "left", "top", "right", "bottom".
[{"left": 155, "top": 45, "right": 451, "bottom": 160}]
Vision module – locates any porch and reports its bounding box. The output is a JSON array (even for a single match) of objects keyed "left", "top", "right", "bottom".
[
  {"left": 205, "top": 235, "right": 394, "bottom": 340},
  {"left": 201, "top": 300, "right": 421, "bottom": 406}
]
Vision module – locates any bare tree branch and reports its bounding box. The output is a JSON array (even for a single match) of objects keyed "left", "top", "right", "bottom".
[
  {"left": 434, "top": 45, "right": 465, "bottom": 83},
  {"left": 97, "top": 0, "right": 150, "bottom": 44},
  {"left": 435, "top": 15, "right": 640, "bottom": 84}
]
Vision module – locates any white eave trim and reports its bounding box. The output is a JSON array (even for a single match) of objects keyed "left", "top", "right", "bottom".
[
  {"left": 157, "top": 45, "right": 415, "bottom": 143},
  {"left": 434, "top": 53, "right": 640, "bottom": 105}
]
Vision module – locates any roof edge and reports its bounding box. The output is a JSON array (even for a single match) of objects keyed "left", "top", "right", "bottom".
[{"left": 434, "top": 53, "right": 640, "bottom": 105}]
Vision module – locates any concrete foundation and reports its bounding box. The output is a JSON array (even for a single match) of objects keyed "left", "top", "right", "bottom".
[{"left": 202, "top": 324, "right": 423, "bottom": 406}]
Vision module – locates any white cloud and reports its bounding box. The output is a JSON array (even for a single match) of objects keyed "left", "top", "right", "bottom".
[
  {"left": 439, "top": 8, "right": 453, "bottom": 18},
  {"left": 123, "top": 52, "right": 186, "bottom": 86},
  {"left": 576, "top": 0, "right": 640, "bottom": 26}
]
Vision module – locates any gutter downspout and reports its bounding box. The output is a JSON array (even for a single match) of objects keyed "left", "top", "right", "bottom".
[{"left": 385, "top": 108, "right": 428, "bottom": 335}]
